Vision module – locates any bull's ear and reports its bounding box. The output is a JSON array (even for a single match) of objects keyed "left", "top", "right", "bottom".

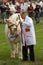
[
  {"left": 5, "top": 19, "right": 9, "bottom": 24},
  {"left": 3, "top": 18, "right": 8, "bottom": 23}
]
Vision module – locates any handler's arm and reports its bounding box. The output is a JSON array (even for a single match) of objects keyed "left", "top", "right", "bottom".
[{"left": 23, "top": 21, "right": 31, "bottom": 27}]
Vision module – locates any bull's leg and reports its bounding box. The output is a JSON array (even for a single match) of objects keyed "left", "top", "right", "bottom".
[
  {"left": 18, "top": 42, "right": 22, "bottom": 60},
  {"left": 9, "top": 41, "right": 16, "bottom": 58},
  {"left": 15, "top": 43, "right": 19, "bottom": 54}
]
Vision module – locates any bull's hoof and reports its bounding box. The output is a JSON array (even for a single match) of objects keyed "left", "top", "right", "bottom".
[
  {"left": 11, "top": 52, "right": 15, "bottom": 58},
  {"left": 18, "top": 57, "right": 23, "bottom": 60},
  {"left": 11, "top": 55, "right": 15, "bottom": 58}
]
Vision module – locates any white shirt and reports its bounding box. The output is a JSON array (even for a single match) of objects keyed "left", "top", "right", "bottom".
[
  {"left": 15, "top": 2, "right": 20, "bottom": 6},
  {"left": 20, "top": 2, "right": 28, "bottom": 12},
  {"left": 39, "top": 1, "right": 43, "bottom": 8},
  {"left": 9, "top": 4, "right": 16, "bottom": 13},
  {"left": 22, "top": 16, "right": 36, "bottom": 46},
  {"left": 35, "top": 1, "right": 43, "bottom": 8}
]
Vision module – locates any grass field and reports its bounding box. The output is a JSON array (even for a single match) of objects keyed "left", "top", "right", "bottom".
[{"left": 0, "top": 18, "right": 43, "bottom": 65}]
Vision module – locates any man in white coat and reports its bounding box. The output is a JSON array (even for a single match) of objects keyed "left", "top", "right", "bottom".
[{"left": 20, "top": 10, "right": 36, "bottom": 61}]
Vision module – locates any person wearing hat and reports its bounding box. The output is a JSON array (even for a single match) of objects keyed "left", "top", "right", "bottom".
[{"left": 20, "top": 9, "right": 36, "bottom": 61}]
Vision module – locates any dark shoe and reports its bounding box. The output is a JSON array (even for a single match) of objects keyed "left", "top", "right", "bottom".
[{"left": 30, "top": 59, "right": 35, "bottom": 62}]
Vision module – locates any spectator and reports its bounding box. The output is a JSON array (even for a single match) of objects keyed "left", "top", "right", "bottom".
[
  {"left": 5, "top": 4, "right": 10, "bottom": 18},
  {"left": 0, "top": 2, "right": 7, "bottom": 23},
  {"left": 15, "top": 1, "right": 20, "bottom": 13},
  {"left": 27, "top": 3, "right": 34, "bottom": 18},
  {"left": 34, "top": 5, "right": 41, "bottom": 23},
  {"left": 20, "top": 0, "right": 28, "bottom": 13},
  {"left": 35, "top": 0, "right": 40, "bottom": 5},
  {"left": 39, "top": 0, "right": 43, "bottom": 8},
  {"left": 8, "top": 1, "right": 16, "bottom": 14},
  {"left": 39, "top": 0, "right": 43, "bottom": 16}
]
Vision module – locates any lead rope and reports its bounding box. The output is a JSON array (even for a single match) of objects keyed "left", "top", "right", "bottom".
[
  {"left": 18, "top": 15, "right": 27, "bottom": 47},
  {"left": 18, "top": 15, "right": 23, "bottom": 44}
]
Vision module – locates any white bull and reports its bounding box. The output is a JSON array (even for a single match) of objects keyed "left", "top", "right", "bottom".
[{"left": 5, "top": 13, "right": 23, "bottom": 59}]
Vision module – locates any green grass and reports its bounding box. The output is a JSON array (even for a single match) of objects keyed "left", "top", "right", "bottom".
[{"left": 0, "top": 18, "right": 43, "bottom": 65}]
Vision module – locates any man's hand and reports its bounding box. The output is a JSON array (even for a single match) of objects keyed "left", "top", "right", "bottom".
[{"left": 19, "top": 21, "right": 22, "bottom": 26}]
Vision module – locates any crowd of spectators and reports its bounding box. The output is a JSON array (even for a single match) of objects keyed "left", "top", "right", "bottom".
[{"left": 0, "top": 0, "right": 43, "bottom": 23}]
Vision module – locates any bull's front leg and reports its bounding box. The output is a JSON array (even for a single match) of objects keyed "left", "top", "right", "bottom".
[
  {"left": 9, "top": 40, "right": 16, "bottom": 58},
  {"left": 17, "top": 42, "right": 23, "bottom": 60}
]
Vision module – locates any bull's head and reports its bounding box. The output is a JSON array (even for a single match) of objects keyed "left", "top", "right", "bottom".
[
  {"left": 5, "top": 14, "right": 23, "bottom": 37},
  {"left": 5, "top": 18, "right": 20, "bottom": 37}
]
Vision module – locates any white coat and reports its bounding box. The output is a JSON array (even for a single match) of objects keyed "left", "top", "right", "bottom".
[{"left": 22, "top": 16, "right": 36, "bottom": 46}]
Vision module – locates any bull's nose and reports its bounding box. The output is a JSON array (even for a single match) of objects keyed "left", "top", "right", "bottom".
[{"left": 14, "top": 28, "right": 17, "bottom": 30}]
